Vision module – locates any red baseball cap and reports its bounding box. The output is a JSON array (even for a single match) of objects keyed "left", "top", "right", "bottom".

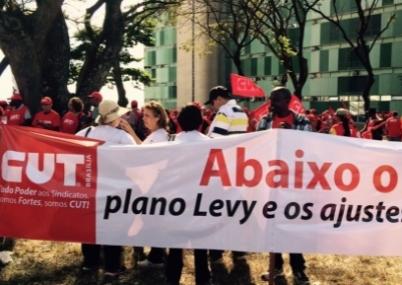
[
  {"left": 0, "top": 100, "right": 8, "bottom": 108},
  {"left": 41, "top": 96, "right": 53, "bottom": 105},
  {"left": 88, "top": 91, "right": 103, "bottom": 103},
  {"left": 9, "top": 92, "right": 23, "bottom": 101}
]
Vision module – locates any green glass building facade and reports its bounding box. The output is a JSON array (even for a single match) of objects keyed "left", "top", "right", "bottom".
[
  {"left": 144, "top": 24, "right": 177, "bottom": 110},
  {"left": 145, "top": 0, "right": 402, "bottom": 113}
]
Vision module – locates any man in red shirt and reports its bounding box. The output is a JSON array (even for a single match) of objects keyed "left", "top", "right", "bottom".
[
  {"left": 258, "top": 87, "right": 311, "bottom": 285},
  {"left": 32, "top": 97, "right": 61, "bottom": 131},
  {"left": 385, "top": 111, "right": 401, "bottom": 141},
  {"left": 6, "top": 92, "right": 32, "bottom": 126}
]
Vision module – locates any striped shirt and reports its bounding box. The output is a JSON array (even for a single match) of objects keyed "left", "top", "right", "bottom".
[
  {"left": 257, "top": 111, "right": 312, "bottom": 132},
  {"left": 208, "top": 99, "right": 249, "bottom": 137}
]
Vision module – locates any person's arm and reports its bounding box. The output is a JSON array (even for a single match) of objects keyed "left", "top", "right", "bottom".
[
  {"left": 208, "top": 112, "right": 230, "bottom": 137},
  {"left": 119, "top": 118, "right": 142, "bottom": 144}
]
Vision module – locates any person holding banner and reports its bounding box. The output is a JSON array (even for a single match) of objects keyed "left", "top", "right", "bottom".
[
  {"left": 205, "top": 86, "right": 249, "bottom": 263},
  {"left": 76, "top": 100, "right": 136, "bottom": 282},
  {"left": 134, "top": 101, "right": 170, "bottom": 267},
  {"left": 32, "top": 97, "right": 61, "bottom": 131},
  {"left": 6, "top": 91, "right": 31, "bottom": 126},
  {"left": 257, "top": 86, "right": 311, "bottom": 285},
  {"left": 205, "top": 86, "right": 249, "bottom": 138},
  {"left": 60, "top": 97, "right": 85, "bottom": 134},
  {"left": 165, "top": 104, "right": 211, "bottom": 285}
]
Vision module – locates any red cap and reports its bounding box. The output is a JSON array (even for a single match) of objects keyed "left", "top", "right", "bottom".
[
  {"left": 9, "top": 92, "right": 23, "bottom": 101},
  {"left": 88, "top": 91, "right": 103, "bottom": 103},
  {"left": 41, "top": 96, "right": 53, "bottom": 105}
]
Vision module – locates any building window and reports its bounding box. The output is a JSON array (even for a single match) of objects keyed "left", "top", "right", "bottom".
[
  {"left": 380, "top": 43, "right": 392, "bottom": 68},
  {"left": 169, "top": 66, "right": 177, "bottom": 82},
  {"left": 151, "top": 69, "right": 156, "bottom": 79},
  {"left": 159, "top": 30, "right": 165, "bottom": 46},
  {"left": 321, "top": 15, "right": 381, "bottom": 45},
  {"left": 288, "top": 28, "right": 300, "bottom": 47},
  {"left": 330, "top": 0, "right": 357, "bottom": 15},
  {"left": 320, "top": 50, "right": 329, "bottom": 72},
  {"left": 146, "top": 50, "right": 156, "bottom": 66},
  {"left": 168, "top": 86, "right": 177, "bottom": 99},
  {"left": 338, "top": 76, "right": 369, "bottom": 94},
  {"left": 250, "top": 58, "right": 258, "bottom": 76},
  {"left": 264, "top": 56, "right": 272, "bottom": 75},
  {"left": 171, "top": 47, "right": 177, "bottom": 63},
  {"left": 338, "top": 47, "right": 364, "bottom": 70},
  {"left": 383, "top": 0, "right": 394, "bottom": 6}
]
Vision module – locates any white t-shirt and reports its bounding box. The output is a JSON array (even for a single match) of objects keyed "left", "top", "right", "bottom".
[
  {"left": 76, "top": 125, "right": 135, "bottom": 145},
  {"left": 142, "top": 128, "right": 169, "bottom": 144},
  {"left": 175, "top": 130, "right": 209, "bottom": 142}
]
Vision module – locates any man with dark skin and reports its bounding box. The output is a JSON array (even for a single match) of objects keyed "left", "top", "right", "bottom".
[{"left": 257, "top": 86, "right": 311, "bottom": 285}]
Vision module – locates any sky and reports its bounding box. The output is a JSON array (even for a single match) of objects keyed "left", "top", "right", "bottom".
[{"left": 0, "top": 0, "right": 145, "bottom": 107}]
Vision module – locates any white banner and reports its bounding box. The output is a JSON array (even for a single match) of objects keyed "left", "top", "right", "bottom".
[{"left": 94, "top": 129, "right": 402, "bottom": 256}]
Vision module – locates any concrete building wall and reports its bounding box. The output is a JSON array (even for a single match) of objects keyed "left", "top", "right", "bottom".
[{"left": 176, "top": 2, "right": 219, "bottom": 108}]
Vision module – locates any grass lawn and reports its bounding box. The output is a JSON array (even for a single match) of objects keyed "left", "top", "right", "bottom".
[{"left": 1, "top": 240, "right": 402, "bottom": 285}]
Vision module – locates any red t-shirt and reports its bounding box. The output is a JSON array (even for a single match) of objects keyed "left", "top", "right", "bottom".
[
  {"left": 32, "top": 110, "right": 61, "bottom": 130},
  {"left": 330, "top": 123, "right": 358, "bottom": 137},
  {"left": 61, "top": 111, "right": 81, "bottom": 133},
  {"left": 7, "top": 105, "right": 30, "bottom": 125},
  {"left": 386, "top": 117, "right": 401, "bottom": 137},
  {"left": 272, "top": 113, "right": 295, "bottom": 129}
]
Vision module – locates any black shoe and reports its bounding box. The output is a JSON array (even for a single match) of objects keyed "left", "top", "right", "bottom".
[
  {"left": 261, "top": 269, "right": 287, "bottom": 285},
  {"left": 133, "top": 251, "right": 147, "bottom": 262},
  {"left": 102, "top": 274, "right": 118, "bottom": 285},
  {"left": 104, "top": 265, "right": 126, "bottom": 276},
  {"left": 293, "top": 271, "right": 310, "bottom": 285}
]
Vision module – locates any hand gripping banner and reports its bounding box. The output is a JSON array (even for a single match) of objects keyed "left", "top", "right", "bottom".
[{"left": 2, "top": 125, "right": 402, "bottom": 256}]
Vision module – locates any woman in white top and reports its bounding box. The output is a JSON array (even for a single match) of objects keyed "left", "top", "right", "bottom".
[
  {"left": 127, "top": 101, "right": 169, "bottom": 145},
  {"left": 76, "top": 100, "right": 136, "bottom": 281},
  {"left": 131, "top": 101, "right": 170, "bottom": 267},
  {"left": 166, "top": 104, "right": 211, "bottom": 285}
]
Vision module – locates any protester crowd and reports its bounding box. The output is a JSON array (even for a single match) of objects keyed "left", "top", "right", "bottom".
[{"left": 1, "top": 85, "right": 402, "bottom": 285}]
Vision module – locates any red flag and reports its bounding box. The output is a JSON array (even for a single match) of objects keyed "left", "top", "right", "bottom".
[
  {"left": 250, "top": 102, "right": 270, "bottom": 122},
  {"left": 230, "top": 73, "right": 265, "bottom": 98},
  {"left": 289, "top": 94, "right": 305, "bottom": 114}
]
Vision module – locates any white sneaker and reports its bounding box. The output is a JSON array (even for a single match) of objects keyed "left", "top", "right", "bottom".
[
  {"left": 136, "top": 259, "right": 164, "bottom": 268},
  {"left": 0, "top": 251, "right": 13, "bottom": 265}
]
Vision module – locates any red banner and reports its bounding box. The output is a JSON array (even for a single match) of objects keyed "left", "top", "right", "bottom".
[
  {"left": 0, "top": 126, "right": 101, "bottom": 243},
  {"left": 230, "top": 73, "right": 265, "bottom": 98}
]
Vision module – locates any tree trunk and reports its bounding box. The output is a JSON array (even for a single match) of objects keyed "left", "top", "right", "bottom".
[
  {"left": 0, "top": 57, "right": 9, "bottom": 76},
  {"left": 76, "top": 0, "right": 124, "bottom": 99},
  {"left": 233, "top": 52, "right": 244, "bottom": 76},
  {"left": 294, "top": 56, "right": 308, "bottom": 100},
  {"left": 113, "top": 62, "right": 128, "bottom": 107},
  {"left": 283, "top": 57, "right": 298, "bottom": 93},
  {"left": 362, "top": 72, "right": 374, "bottom": 113},
  {"left": 0, "top": 1, "right": 64, "bottom": 115},
  {"left": 0, "top": 14, "right": 43, "bottom": 113},
  {"left": 41, "top": 11, "right": 71, "bottom": 114}
]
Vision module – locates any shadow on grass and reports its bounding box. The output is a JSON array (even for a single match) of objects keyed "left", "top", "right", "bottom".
[{"left": 2, "top": 263, "right": 78, "bottom": 285}]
